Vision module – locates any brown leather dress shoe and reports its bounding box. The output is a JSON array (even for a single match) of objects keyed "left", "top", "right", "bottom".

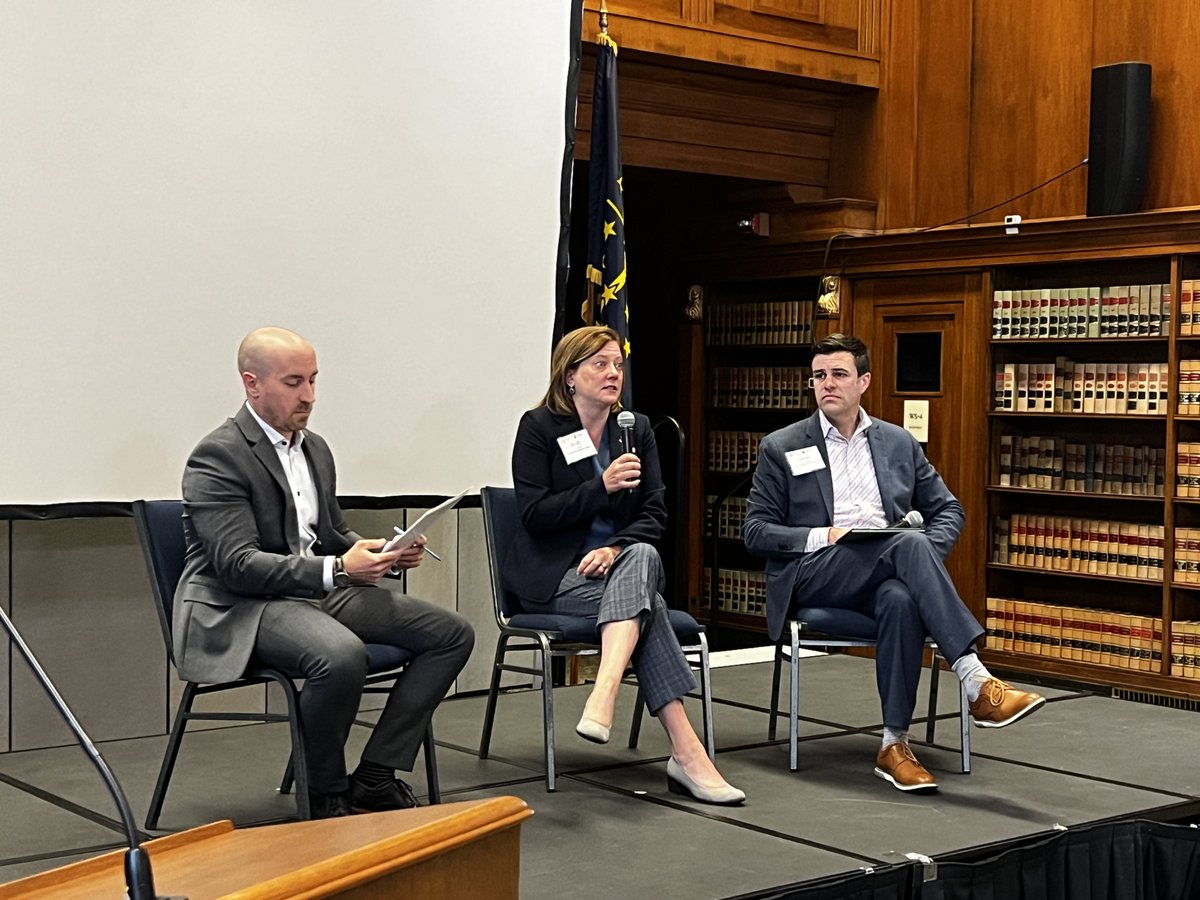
[
  {"left": 969, "top": 677, "right": 1046, "bottom": 728},
  {"left": 874, "top": 742, "right": 937, "bottom": 792}
]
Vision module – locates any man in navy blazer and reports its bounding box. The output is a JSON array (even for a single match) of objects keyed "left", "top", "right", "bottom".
[
  {"left": 176, "top": 327, "right": 473, "bottom": 817},
  {"left": 744, "top": 333, "right": 1043, "bottom": 792}
]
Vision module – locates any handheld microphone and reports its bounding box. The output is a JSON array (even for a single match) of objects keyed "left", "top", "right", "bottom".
[
  {"left": 0, "top": 607, "right": 182, "bottom": 900},
  {"left": 616, "top": 410, "right": 636, "bottom": 455},
  {"left": 889, "top": 510, "right": 925, "bottom": 529},
  {"left": 616, "top": 410, "right": 638, "bottom": 493}
]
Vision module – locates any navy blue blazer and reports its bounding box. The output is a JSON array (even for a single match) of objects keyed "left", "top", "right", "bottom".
[
  {"left": 743, "top": 411, "right": 964, "bottom": 642},
  {"left": 504, "top": 406, "right": 666, "bottom": 605}
]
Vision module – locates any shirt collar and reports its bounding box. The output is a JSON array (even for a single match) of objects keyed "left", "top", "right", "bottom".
[
  {"left": 245, "top": 401, "right": 305, "bottom": 450},
  {"left": 817, "top": 407, "right": 873, "bottom": 440}
]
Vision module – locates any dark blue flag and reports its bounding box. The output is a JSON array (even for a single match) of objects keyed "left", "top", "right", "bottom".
[{"left": 585, "top": 32, "right": 631, "bottom": 407}]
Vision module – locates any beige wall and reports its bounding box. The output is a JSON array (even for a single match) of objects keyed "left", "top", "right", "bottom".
[{"left": 0, "top": 505, "right": 502, "bottom": 755}]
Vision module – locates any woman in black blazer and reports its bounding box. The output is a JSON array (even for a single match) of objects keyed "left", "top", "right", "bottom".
[{"left": 504, "top": 326, "right": 743, "bottom": 805}]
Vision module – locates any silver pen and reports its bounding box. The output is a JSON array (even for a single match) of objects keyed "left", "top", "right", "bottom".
[{"left": 393, "top": 526, "right": 442, "bottom": 561}]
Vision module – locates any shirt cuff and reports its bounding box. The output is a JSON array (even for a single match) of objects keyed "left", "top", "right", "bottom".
[
  {"left": 805, "top": 527, "right": 831, "bottom": 553},
  {"left": 322, "top": 555, "right": 335, "bottom": 591}
]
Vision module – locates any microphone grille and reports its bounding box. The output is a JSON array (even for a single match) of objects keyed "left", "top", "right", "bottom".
[
  {"left": 905, "top": 510, "right": 925, "bottom": 528},
  {"left": 616, "top": 411, "right": 636, "bottom": 428}
]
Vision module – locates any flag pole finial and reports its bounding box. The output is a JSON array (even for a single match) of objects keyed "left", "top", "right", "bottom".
[{"left": 599, "top": 1, "right": 608, "bottom": 35}]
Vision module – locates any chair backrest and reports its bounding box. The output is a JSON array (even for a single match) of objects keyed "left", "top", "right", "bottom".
[
  {"left": 651, "top": 415, "right": 686, "bottom": 608},
  {"left": 480, "top": 486, "right": 524, "bottom": 626},
  {"left": 132, "top": 499, "right": 187, "bottom": 665}
]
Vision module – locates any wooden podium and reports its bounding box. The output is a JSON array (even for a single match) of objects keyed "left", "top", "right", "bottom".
[{"left": 0, "top": 797, "right": 532, "bottom": 900}]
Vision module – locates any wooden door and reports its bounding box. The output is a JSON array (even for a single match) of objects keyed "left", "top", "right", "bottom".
[{"left": 850, "top": 273, "right": 989, "bottom": 618}]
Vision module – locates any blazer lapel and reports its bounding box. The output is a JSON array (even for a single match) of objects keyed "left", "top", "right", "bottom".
[
  {"left": 866, "top": 422, "right": 899, "bottom": 522},
  {"left": 234, "top": 406, "right": 302, "bottom": 553},
  {"left": 803, "top": 414, "right": 836, "bottom": 523}
]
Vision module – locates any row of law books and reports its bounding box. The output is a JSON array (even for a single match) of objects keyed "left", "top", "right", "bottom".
[
  {"left": 1169, "top": 621, "right": 1200, "bottom": 679},
  {"left": 1171, "top": 528, "right": 1200, "bottom": 583},
  {"left": 1174, "top": 444, "right": 1200, "bottom": 498},
  {"left": 1176, "top": 280, "right": 1200, "bottom": 335},
  {"left": 706, "top": 300, "right": 814, "bottom": 347},
  {"left": 707, "top": 430, "right": 765, "bottom": 474},
  {"left": 990, "top": 283, "right": 1170, "bottom": 340},
  {"left": 985, "top": 597, "right": 1162, "bottom": 671},
  {"left": 705, "top": 495, "right": 749, "bottom": 539},
  {"left": 711, "top": 367, "right": 814, "bottom": 410},
  {"left": 997, "top": 435, "right": 1166, "bottom": 496},
  {"left": 1175, "top": 360, "right": 1200, "bottom": 414},
  {"left": 992, "top": 360, "right": 1168, "bottom": 414},
  {"left": 992, "top": 515, "right": 1165, "bottom": 581},
  {"left": 700, "top": 567, "right": 766, "bottom": 618}
]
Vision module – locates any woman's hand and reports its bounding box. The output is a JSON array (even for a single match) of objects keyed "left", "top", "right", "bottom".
[
  {"left": 602, "top": 452, "right": 642, "bottom": 494},
  {"left": 578, "top": 545, "right": 620, "bottom": 577}
]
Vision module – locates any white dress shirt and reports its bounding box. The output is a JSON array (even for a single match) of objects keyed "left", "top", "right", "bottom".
[{"left": 804, "top": 408, "right": 887, "bottom": 552}]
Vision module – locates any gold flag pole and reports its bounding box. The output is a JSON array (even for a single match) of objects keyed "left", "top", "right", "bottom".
[{"left": 599, "top": 0, "right": 608, "bottom": 34}]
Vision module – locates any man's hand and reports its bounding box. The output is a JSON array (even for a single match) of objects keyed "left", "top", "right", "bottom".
[
  {"left": 578, "top": 545, "right": 619, "bottom": 578},
  {"left": 342, "top": 539, "right": 405, "bottom": 583},
  {"left": 828, "top": 526, "right": 850, "bottom": 544},
  {"left": 389, "top": 535, "right": 427, "bottom": 572},
  {"left": 602, "top": 453, "right": 641, "bottom": 494}
]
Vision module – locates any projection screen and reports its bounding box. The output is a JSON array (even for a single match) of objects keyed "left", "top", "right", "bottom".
[{"left": 0, "top": 2, "right": 574, "bottom": 506}]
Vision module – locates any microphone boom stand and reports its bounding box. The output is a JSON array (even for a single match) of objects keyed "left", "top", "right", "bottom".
[{"left": 0, "top": 606, "right": 180, "bottom": 899}]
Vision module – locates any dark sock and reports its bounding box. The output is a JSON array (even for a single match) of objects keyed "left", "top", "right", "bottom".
[{"left": 353, "top": 758, "right": 394, "bottom": 790}]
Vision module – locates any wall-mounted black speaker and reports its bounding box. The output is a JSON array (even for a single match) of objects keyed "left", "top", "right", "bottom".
[{"left": 1087, "top": 61, "right": 1151, "bottom": 217}]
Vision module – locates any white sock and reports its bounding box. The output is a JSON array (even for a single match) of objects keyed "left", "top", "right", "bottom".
[
  {"left": 951, "top": 652, "right": 992, "bottom": 701},
  {"left": 881, "top": 727, "right": 908, "bottom": 749}
]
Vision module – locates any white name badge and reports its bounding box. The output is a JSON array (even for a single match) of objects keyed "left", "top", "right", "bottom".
[
  {"left": 557, "top": 429, "right": 599, "bottom": 465},
  {"left": 785, "top": 446, "right": 826, "bottom": 476}
]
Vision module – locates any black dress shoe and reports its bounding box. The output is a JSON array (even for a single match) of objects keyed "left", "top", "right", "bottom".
[
  {"left": 307, "top": 789, "right": 353, "bottom": 819},
  {"left": 348, "top": 774, "right": 421, "bottom": 812}
]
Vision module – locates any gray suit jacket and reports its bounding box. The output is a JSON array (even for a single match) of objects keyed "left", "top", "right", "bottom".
[
  {"left": 173, "top": 405, "right": 360, "bottom": 683},
  {"left": 743, "top": 411, "right": 964, "bottom": 642}
]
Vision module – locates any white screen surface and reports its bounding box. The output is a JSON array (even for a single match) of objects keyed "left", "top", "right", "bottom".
[{"left": 1, "top": 2, "right": 571, "bottom": 504}]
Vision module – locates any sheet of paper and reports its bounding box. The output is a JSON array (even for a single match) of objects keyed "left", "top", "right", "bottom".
[{"left": 380, "top": 487, "right": 473, "bottom": 552}]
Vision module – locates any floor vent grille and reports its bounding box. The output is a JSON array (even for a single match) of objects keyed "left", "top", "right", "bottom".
[{"left": 1112, "top": 687, "right": 1200, "bottom": 712}]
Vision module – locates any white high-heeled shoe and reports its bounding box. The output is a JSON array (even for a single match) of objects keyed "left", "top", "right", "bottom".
[
  {"left": 666, "top": 756, "right": 745, "bottom": 805},
  {"left": 575, "top": 715, "right": 611, "bottom": 744}
]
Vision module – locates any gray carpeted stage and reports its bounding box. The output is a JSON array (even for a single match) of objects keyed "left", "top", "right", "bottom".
[{"left": 2, "top": 655, "right": 1198, "bottom": 898}]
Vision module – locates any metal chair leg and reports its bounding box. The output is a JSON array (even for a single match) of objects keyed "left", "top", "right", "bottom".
[
  {"left": 280, "top": 755, "right": 295, "bottom": 795},
  {"left": 768, "top": 642, "right": 784, "bottom": 742},
  {"left": 789, "top": 621, "right": 800, "bottom": 772},
  {"left": 537, "top": 636, "right": 557, "bottom": 791},
  {"left": 270, "top": 673, "right": 309, "bottom": 820},
  {"left": 696, "top": 634, "right": 715, "bottom": 761},
  {"left": 926, "top": 651, "right": 943, "bottom": 744},
  {"left": 478, "top": 634, "right": 510, "bottom": 760},
  {"left": 423, "top": 724, "right": 441, "bottom": 804},
  {"left": 959, "top": 676, "right": 972, "bottom": 774},
  {"left": 628, "top": 685, "right": 645, "bottom": 750},
  {"left": 145, "top": 681, "right": 198, "bottom": 830}
]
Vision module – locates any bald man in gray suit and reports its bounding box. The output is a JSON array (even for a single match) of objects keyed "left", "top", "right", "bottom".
[{"left": 175, "top": 327, "right": 473, "bottom": 818}]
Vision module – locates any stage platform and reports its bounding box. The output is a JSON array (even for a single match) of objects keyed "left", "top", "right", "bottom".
[{"left": 2, "top": 655, "right": 1198, "bottom": 898}]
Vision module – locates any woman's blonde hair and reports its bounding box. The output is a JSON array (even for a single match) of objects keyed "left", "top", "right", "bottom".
[{"left": 539, "top": 325, "right": 624, "bottom": 415}]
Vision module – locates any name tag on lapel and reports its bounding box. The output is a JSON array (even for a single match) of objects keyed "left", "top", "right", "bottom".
[
  {"left": 785, "top": 446, "right": 826, "bottom": 476},
  {"left": 557, "top": 429, "right": 599, "bottom": 465}
]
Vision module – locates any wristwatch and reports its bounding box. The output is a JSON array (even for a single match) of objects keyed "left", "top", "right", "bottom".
[{"left": 332, "top": 556, "right": 352, "bottom": 588}]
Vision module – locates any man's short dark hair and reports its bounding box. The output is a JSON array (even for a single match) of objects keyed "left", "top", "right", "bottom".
[{"left": 812, "top": 333, "right": 870, "bottom": 375}]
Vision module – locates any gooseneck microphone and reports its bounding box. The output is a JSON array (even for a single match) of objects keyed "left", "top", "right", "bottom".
[
  {"left": 0, "top": 607, "right": 181, "bottom": 900},
  {"left": 889, "top": 510, "right": 925, "bottom": 529},
  {"left": 616, "top": 410, "right": 638, "bottom": 493}
]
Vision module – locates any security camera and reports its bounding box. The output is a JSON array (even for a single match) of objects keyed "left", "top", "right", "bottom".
[{"left": 1003, "top": 215, "right": 1022, "bottom": 226}]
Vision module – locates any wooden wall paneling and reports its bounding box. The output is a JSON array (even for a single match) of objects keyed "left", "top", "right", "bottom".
[
  {"left": 968, "top": 1, "right": 1093, "bottom": 223},
  {"left": 871, "top": 0, "right": 919, "bottom": 228},
  {"left": 576, "top": 51, "right": 849, "bottom": 186},
  {"left": 1092, "top": 1, "right": 1200, "bottom": 211},
  {"left": 582, "top": 0, "right": 881, "bottom": 85}
]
